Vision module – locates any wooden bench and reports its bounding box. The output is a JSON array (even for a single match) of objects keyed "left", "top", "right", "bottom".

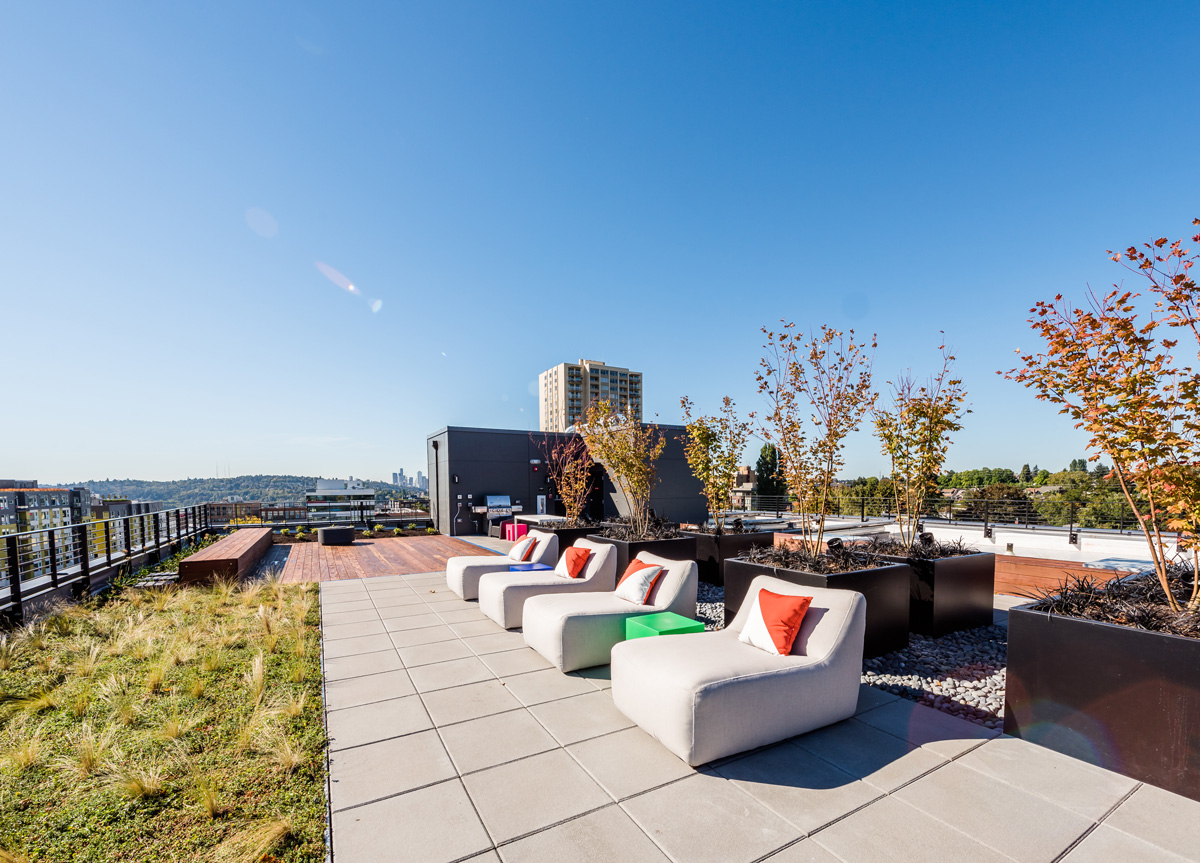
[{"left": 179, "top": 528, "right": 274, "bottom": 584}]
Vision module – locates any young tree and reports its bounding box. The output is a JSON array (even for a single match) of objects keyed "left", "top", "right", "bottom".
[
  {"left": 1007, "top": 219, "right": 1200, "bottom": 612},
  {"left": 1069, "top": 458, "right": 1089, "bottom": 473},
  {"left": 679, "top": 396, "right": 754, "bottom": 534},
  {"left": 754, "top": 443, "right": 787, "bottom": 499},
  {"left": 539, "top": 434, "right": 594, "bottom": 527},
  {"left": 1019, "top": 464, "right": 1033, "bottom": 483},
  {"left": 579, "top": 398, "right": 666, "bottom": 539},
  {"left": 872, "top": 344, "right": 968, "bottom": 546},
  {"left": 757, "top": 322, "right": 877, "bottom": 554}
]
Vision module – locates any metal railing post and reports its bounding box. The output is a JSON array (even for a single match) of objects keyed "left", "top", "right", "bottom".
[
  {"left": 104, "top": 521, "right": 113, "bottom": 566},
  {"left": 77, "top": 523, "right": 90, "bottom": 589},
  {"left": 154, "top": 513, "right": 160, "bottom": 554},
  {"left": 123, "top": 518, "right": 132, "bottom": 562},
  {"left": 6, "top": 535, "right": 22, "bottom": 621},
  {"left": 48, "top": 529, "right": 59, "bottom": 588},
  {"left": 983, "top": 502, "right": 992, "bottom": 539},
  {"left": 1069, "top": 503, "right": 1079, "bottom": 545}
]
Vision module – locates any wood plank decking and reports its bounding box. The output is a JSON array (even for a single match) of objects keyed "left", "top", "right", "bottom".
[{"left": 272, "top": 535, "right": 497, "bottom": 583}]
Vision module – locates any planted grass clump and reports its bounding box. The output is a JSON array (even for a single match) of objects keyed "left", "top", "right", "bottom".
[
  {"left": 742, "top": 542, "right": 886, "bottom": 574},
  {"left": 0, "top": 579, "right": 325, "bottom": 862}
]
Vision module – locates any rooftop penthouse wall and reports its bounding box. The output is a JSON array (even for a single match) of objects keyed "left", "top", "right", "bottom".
[{"left": 425, "top": 426, "right": 706, "bottom": 536}]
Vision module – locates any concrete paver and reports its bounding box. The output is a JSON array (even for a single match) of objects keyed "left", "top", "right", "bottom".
[{"left": 320, "top": 567, "right": 1199, "bottom": 863}]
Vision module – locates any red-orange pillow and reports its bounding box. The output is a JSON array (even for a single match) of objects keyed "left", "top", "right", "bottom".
[
  {"left": 738, "top": 589, "right": 813, "bottom": 655},
  {"left": 522, "top": 538, "right": 538, "bottom": 562},
  {"left": 615, "top": 558, "right": 666, "bottom": 604},
  {"left": 564, "top": 547, "right": 591, "bottom": 578}
]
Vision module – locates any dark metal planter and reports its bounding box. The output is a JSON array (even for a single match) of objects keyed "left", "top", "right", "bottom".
[
  {"left": 724, "top": 558, "right": 911, "bottom": 658},
  {"left": 1005, "top": 605, "right": 1200, "bottom": 803},
  {"left": 586, "top": 535, "right": 697, "bottom": 577},
  {"left": 535, "top": 526, "right": 602, "bottom": 550},
  {"left": 680, "top": 530, "right": 774, "bottom": 586},
  {"left": 880, "top": 552, "right": 996, "bottom": 636}
]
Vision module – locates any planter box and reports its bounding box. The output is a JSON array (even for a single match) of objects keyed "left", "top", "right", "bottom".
[
  {"left": 680, "top": 530, "right": 773, "bottom": 586},
  {"left": 880, "top": 552, "right": 995, "bottom": 636},
  {"left": 586, "top": 534, "right": 697, "bottom": 577},
  {"left": 535, "top": 526, "right": 603, "bottom": 550},
  {"left": 1005, "top": 605, "right": 1200, "bottom": 802},
  {"left": 724, "top": 558, "right": 910, "bottom": 658}
]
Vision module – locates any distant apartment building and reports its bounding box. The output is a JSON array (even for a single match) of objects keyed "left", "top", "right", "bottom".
[
  {"left": 538, "top": 359, "right": 643, "bottom": 432},
  {"left": 417, "top": 471, "right": 427, "bottom": 492},
  {"left": 1, "top": 482, "right": 81, "bottom": 578},
  {"left": 305, "top": 477, "right": 377, "bottom": 522},
  {"left": 262, "top": 502, "right": 307, "bottom": 522},
  {"left": 207, "top": 500, "right": 262, "bottom": 521}
]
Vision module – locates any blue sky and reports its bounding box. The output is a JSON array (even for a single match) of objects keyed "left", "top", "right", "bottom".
[{"left": 3, "top": 2, "right": 1198, "bottom": 484}]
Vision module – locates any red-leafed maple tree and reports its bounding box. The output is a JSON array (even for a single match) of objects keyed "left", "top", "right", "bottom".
[{"left": 1006, "top": 219, "right": 1200, "bottom": 612}]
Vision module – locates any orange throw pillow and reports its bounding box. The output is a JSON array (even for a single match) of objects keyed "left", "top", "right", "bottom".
[
  {"left": 739, "top": 589, "right": 813, "bottom": 655},
  {"left": 563, "top": 547, "right": 591, "bottom": 578},
  {"left": 522, "top": 538, "right": 538, "bottom": 562}
]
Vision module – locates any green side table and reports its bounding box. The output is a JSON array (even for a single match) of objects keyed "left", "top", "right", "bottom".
[{"left": 625, "top": 611, "right": 705, "bottom": 640}]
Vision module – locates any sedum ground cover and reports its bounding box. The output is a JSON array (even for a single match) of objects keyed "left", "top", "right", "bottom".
[{"left": 0, "top": 578, "right": 326, "bottom": 862}]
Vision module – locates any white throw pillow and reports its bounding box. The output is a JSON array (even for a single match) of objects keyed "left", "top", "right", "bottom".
[
  {"left": 738, "top": 593, "right": 780, "bottom": 654},
  {"left": 507, "top": 536, "right": 536, "bottom": 562},
  {"left": 738, "top": 588, "right": 813, "bottom": 655},
  {"left": 613, "top": 560, "right": 665, "bottom": 605}
]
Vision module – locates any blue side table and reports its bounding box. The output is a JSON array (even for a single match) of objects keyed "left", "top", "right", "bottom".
[{"left": 509, "top": 563, "right": 553, "bottom": 572}]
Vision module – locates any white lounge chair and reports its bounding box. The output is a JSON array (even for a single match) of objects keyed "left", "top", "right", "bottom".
[
  {"left": 445, "top": 530, "right": 558, "bottom": 601},
  {"left": 522, "top": 551, "right": 698, "bottom": 672},
  {"left": 478, "top": 538, "right": 618, "bottom": 629},
  {"left": 609, "top": 575, "right": 866, "bottom": 766}
]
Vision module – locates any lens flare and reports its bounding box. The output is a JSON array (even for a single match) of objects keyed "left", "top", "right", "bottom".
[
  {"left": 370, "top": 299, "right": 383, "bottom": 313},
  {"left": 245, "top": 208, "right": 278, "bottom": 238},
  {"left": 315, "top": 261, "right": 359, "bottom": 294}
]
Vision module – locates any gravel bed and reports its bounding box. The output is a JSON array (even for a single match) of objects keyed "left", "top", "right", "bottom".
[{"left": 697, "top": 587, "right": 1007, "bottom": 729}]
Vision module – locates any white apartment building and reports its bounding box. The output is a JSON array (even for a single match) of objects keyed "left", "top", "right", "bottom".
[
  {"left": 539, "top": 359, "right": 643, "bottom": 432},
  {"left": 305, "top": 477, "right": 377, "bottom": 523}
]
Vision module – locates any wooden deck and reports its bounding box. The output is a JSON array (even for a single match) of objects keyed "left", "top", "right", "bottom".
[
  {"left": 995, "top": 555, "right": 1136, "bottom": 598},
  {"left": 270, "top": 535, "right": 497, "bottom": 583}
]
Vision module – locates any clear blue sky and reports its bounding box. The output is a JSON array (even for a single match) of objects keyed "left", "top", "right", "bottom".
[{"left": 4, "top": 2, "right": 1198, "bottom": 484}]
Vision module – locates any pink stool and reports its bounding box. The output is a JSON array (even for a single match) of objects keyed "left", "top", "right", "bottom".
[{"left": 504, "top": 522, "right": 528, "bottom": 541}]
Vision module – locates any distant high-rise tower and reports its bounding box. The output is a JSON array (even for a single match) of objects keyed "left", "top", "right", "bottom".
[
  {"left": 417, "top": 471, "right": 426, "bottom": 492},
  {"left": 392, "top": 472, "right": 399, "bottom": 486},
  {"left": 539, "top": 359, "right": 642, "bottom": 432}
]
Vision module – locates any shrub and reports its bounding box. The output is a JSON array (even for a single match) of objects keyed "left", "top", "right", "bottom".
[
  {"left": 392, "top": 528, "right": 402, "bottom": 536},
  {"left": 280, "top": 528, "right": 291, "bottom": 537},
  {"left": 361, "top": 530, "right": 374, "bottom": 538},
  {"left": 425, "top": 527, "right": 437, "bottom": 535},
  {"left": 373, "top": 524, "right": 385, "bottom": 532}
]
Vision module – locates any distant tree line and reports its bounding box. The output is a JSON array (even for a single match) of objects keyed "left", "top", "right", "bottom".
[{"left": 58, "top": 474, "right": 422, "bottom": 508}]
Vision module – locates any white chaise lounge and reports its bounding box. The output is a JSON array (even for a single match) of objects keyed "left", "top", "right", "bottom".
[
  {"left": 609, "top": 575, "right": 866, "bottom": 766},
  {"left": 445, "top": 530, "right": 558, "bottom": 601},
  {"left": 478, "top": 539, "right": 618, "bottom": 629},
  {"left": 522, "top": 551, "right": 698, "bottom": 672}
]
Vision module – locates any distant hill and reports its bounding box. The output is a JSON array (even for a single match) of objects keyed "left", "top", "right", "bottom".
[{"left": 54, "top": 475, "right": 419, "bottom": 507}]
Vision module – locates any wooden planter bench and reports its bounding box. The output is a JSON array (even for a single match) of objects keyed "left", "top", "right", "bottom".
[{"left": 178, "top": 528, "right": 274, "bottom": 584}]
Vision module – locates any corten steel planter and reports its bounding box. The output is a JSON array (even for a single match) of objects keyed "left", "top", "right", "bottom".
[
  {"left": 724, "top": 558, "right": 911, "bottom": 658},
  {"left": 680, "top": 530, "right": 773, "bottom": 587},
  {"left": 880, "top": 552, "right": 996, "bottom": 636},
  {"left": 586, "top": 535, "right": 697, "bottom": 577},
  {"left": 1005, "top": 605, "right": 1200, "bottom": 803}
]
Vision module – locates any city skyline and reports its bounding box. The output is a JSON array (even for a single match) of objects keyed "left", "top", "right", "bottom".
[{"left": 4, "top": 4, "right": 1198, "bottom": 480}]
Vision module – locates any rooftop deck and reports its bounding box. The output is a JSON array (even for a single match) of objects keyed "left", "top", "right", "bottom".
[
  {"left": 262, "top": 535, "right": 494, "bottom": 582},
  {"left": 318, "top": 558, "right": 1200, "bottom": 863}
]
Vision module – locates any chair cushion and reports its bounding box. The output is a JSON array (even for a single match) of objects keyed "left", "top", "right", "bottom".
[
  {"left": 615, "top": 559, "right": 665, "bottom": 605},
  {"left": 738, "top": 589, "right": 813, "bottom": 655},
  {"left": 561, "top": 547, "right": 591, "bottom": 578},
  {"left": 508, "top": 536, "right": 537, "bottom": 561}
]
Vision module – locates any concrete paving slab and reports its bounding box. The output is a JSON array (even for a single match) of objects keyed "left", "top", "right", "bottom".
[
  {"left": 421, "top": 679, "right": 524, "bottom": 726},
  {"left": 322, "top": 619, "right": 387, "bottom": 641},
  {"left": 478, "top": 647, "right": 553, "bottom": 677},
  {"left": 568, "top": 726, "right": 696, "bottom": 800},
  {"left": 378, "top": 602, "right": 438, "bottom": 619},
  {"left": 854, "top": 698, "right": 997, "bottom": 759},
  {"left": 812, "top": 795, "right": 1012, "bottom": 863},
  {"left": 714, "top": 742, "right": 881, "bottom": 835},
  {"left": 449, "top": 618, "right": 509, "bottom": 637},
  {"left": 498, "top": 804, "right": 671, "bottom": 863},
  {"left": 322, "top": 633, "right": 396, "bottom": 659},
  {"left": 462, "top": 631, "right": 528, "bottom": 655},
  {"left": 791, "top": 718, "right": 946, "bottom": 792},
  {"left": 370, "top": 593, "right": 426, "bottom": 607},
  {"left": 956, "top": 735, "right": 1138, "bottom": 820},
  {"left": 324, "top": 668, "right": 415, "bottom": 710},
  {"left": 500, "top": 667, "right": 597, "bottom": 706},
  {"left": 761, "top": 839, "right": 847, "bottom": 862},
  {"left": 323, "top": 649, "right": 404, "bottom": 681},
  {"left": 569, "top": 665, "right": 612, "bottom": 690},
  {"left": 327, "top": 695, "right": 432, "bottom": 751},
  {"left": 321, "top": 608, "right": 383, "bottom": 626},
  {"left": 381, "top": 612, "right": 444, "bottom": 631},
  {"left": 439, "top": 708, "right": 559, "bottom": 774},
  {"left": 1103, "top": 783, "right": 1200, "bottom": 862},
  {"left": 463, "top": 749, "right": 612, "bottom": 843},
  {"left": 397, "top": 638, "right": 475, "bottom": 667},
  {"left": 1061, "top": 825, "right": 1192, "bottom": 863},
  {"left": 388, "top": 625, "right": 459, "bottom": 648},
  {"left": 319, "top": 598, "right": 375, "bottom": 613},
  {"left": 621, "top": 771, "right": 801, "bottom": 863},
  {"left": 529, "top": 690, "right": 634, "bottom": 746},
  {"left": 408, "top": 655, "right": 496, "bottom": 693},
  {"left": 328, "top": 730, "right": 456, "bottom": 811},
  {"left": 894, "top": 760, "right": 1092, "bottom": 863},
  {"left": 855, "top": 683, "right": 901, "bottom": 715},
  {"left": 331, "top": 779, "right": 492, "bottom": 863}
]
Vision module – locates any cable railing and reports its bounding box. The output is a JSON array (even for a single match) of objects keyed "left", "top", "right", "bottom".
[
  {"left": 737, "top": 495, "right": 1151, "bottom": 541},
  {"left": 1, "top": 504, "right": 211, "bottom": 620}
]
